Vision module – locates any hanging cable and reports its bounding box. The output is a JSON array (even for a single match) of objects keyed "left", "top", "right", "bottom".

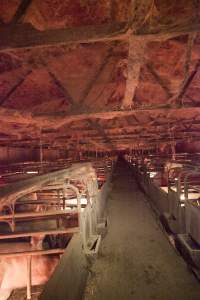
[{"left": 39, "top": 128, "right": 43, "bottom": 174}]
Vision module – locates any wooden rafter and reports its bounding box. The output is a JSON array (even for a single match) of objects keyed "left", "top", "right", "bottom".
[
  {"left": 79, "top": 47, "right": 114, "bottom": 105},
  {"left": 11, "top": 0, "right": 32, "bottom": 24},
  {"left": 146, "top": 63, "right": 172, "bottom": 98},
  {"left": 0, "top": 106, "right": 199, "bottom": 131},
  {"left": 44, "top": 55, "right": 116, "bottom": 149},
  {"left": 176, "top": 59, "right": 200, "bottom": 103},
  {"left": 0, "top": 69, "right": 32, "bottom": 106},
  {"left": 2, "top": 115, "right": 200, "bottom": 150},
  {"left": 87, "top": 119, "right": 115, "bottom": 151},
  {"left": 3, "top": 118, "right": 200, "bottom": 143},
  {"left": 47, "top": 69, "right": 74, "bottom": 106},
  {"left": 110, "top": 0, "right": 117, "bottom": 20},
  {"left": 3, "top": 133, "right": 200, "bottom": 151},
  {"left": 51, "top": 129, "right": 200, "bottom": 142},
  {"left": 169, "top": 33, "right": 196, "bottom": 105}
]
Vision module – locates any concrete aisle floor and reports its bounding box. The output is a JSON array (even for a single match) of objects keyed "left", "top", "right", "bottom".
[{"left": 84, "top": 160, "right": 200, "bottom": 300}]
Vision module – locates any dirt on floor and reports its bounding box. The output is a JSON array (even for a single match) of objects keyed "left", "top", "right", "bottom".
[
  {"left": 84, "top": 160, "right": 200, "bottom": 300},
  {"left": 8, "top": 285, "right": 43, "bottom": 300}
]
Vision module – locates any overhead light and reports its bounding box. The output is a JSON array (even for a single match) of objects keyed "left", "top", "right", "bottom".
[
  {"left": 150, "top": 172, "right": 157, "bottom": 178},
  {"left": 26, "top": 171, "right": 39, "bottom": 174},
  {"left": 66, "top": 197, "right": 87, "bottom": 206},
  {"left": 180, "top": 194, "right": 185, "bottom": 200}
]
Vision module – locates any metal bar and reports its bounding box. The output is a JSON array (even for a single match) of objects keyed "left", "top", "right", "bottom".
[
  {"left": 0, "top": 227, "right": 79, "bottom": 239},
  {"left": 15, "top": 201, "right": 85, "bottom": 208},
  {"left": 0, "top": 162, "right": 95, "bottom": 210},
  {"left": 27, "top": 255, "right": 32, "bottom": 300},
  {"left": 0, "top": 209, "right": 78, "bottom": 220},
  {"left": 0, "top": 248, "right": 65, "bottom": 258}
]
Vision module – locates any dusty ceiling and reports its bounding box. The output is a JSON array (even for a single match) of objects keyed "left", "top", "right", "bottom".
[{"left": 0, "top": 0, "right": 200, "bottom": 152}]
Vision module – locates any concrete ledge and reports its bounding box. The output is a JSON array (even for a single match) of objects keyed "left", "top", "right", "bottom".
[
  {"left": 175, "top": 234, "right": 200, "bottom": 269},
  {"left": 161, "top": 212, "right": 182, "bottom": 234},
  {"left": 39, "top": 233, "right": 89, "bottom": 300},
  {"left": 85, "top": 234, "right": 101, "bottom": 258},
  {"left": 96, "top": 216, "right": 107, "bottom": 235}
]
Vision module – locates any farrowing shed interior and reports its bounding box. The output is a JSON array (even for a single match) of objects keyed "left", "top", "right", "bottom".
[{"left": 0, "top": 1, "right": 200, "bottom": 300}]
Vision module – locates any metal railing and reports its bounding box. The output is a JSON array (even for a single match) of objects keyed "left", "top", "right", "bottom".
[{"left": 0, "top": 161, "right": 113, "bottom": 299}]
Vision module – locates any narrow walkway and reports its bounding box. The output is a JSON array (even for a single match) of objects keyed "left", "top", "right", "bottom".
[{"left": 84, "top": 160, "right": 200, "bottom": 300}]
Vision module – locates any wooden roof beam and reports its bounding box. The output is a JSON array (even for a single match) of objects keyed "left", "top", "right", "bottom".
[
  {"left": 0, "top": 69, "right": 32, "bottom": 105},
  {"left": 168, "top": 33, "right": 197, "bottom": 105},
  {"left": 0, "top": 20, "right": 200, "bottom": 51},
  {"left": 11, "top": 0, "right": 32, "bottom": 24},
  {"left": 87, "top": 120, "right": 115, "bottom": 151},
  {"left": 146, "top": 63, "right": 172, "bottom": 98},
  {"left": 0, "top": 107, "right": 199, "bottom": 131},
  {"left": 79, "top": 47, "right": 114, "bottom": 105},
  {"left": 47, "top": 68, "right": 75, "bottom": 106},
  {"left": 0, "top": 22, "right": 127, "bottom": 51}
]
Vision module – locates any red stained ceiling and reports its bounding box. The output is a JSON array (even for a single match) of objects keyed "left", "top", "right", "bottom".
[{"left": 0, "top": 0, "right": 199, "bottom": 152}]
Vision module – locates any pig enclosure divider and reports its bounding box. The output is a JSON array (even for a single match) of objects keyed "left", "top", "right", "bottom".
[
  {"left": 0, "top": 248, "right": 65, "bottom": 258},
  {"left": 127, "top": 156, "right": 200, "bottom": 275},
  {"left": 129, "top": 159, "right": 196, "bottom": 232},
  {"left": 27, "top": 256, "right": 32, "bottom": 300},
  {"left": 0, "top": 163, "right": 94, "bottom": 299},
  {"left": 129, "top": 160, "right": 169, "bottom": 216},
  {"left": 0, "top": 160, "right": 113, "bottom": 299},
  {"left": 166, "top": 168, "right": 200, "bottom": 234},
  {"left": 39, "top": 161, "right": 113, "bottom": 300},
  {"left": 166, "top": 170, "right": 186, "bottom": 233},
  {"left": 0, "top": 162, "right": 95, "bottom": 210},
  {"left": 0, "top": 226, "right": 79, "bottom": 239},
  {"left": 183, "top": 171, "right": 200, "bottom": 245},
  {"left": 0, "top": 210, "right": 78, "bottom": 233},
  {"left": 0, "top": 209, "right": 78, "bottom": 220},
  {"left": 174, "top": 170, "right": 200, "bottom": 274}
]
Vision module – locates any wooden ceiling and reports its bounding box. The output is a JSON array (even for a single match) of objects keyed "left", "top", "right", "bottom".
[{"left": 0, "top": 0, "right": 200, "bottom": 152}]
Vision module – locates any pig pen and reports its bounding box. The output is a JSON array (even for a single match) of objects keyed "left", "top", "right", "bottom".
[{"left": 0, "top": 161, "right": 113, "bottom": 299}]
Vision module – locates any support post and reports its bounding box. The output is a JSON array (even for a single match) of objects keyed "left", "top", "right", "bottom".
[
  {"left": 27, "top": 256, "right": 32, "bottom": 300},
  {"left": 40, "top": 136, "right": 43, "bottom": 174}
]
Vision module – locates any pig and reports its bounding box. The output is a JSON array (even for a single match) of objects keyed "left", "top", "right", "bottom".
[
  {"left": 0, "top": 254, "right": 59, "bottom": 299},
  {"left": 30, "top": 235, "right": 46, "bottom": 250}
]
